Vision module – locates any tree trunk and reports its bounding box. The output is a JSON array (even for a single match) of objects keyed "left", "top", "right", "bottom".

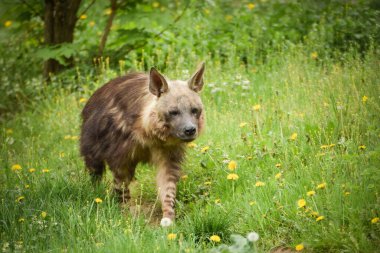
[{"left": 43, "top": 0, "right": 82, "bottom": 79}]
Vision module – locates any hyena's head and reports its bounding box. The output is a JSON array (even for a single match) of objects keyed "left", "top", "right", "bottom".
[{"left": 148, "top": 62, "right": 205, "bottom": 143}]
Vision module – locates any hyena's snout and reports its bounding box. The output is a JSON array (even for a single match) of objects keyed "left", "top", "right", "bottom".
[
  {"left": 178, "top": 122, "right": 198, "bottom": 141},
  {"left": 184, "top": 124, "right": 197, "bottom": 137}
]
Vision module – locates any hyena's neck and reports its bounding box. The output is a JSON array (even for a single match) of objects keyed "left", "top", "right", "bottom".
[{"left": 140, "top": 98, "right": 170, "bottom": 143}]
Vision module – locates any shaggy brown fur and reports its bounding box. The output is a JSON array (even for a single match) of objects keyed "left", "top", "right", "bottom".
[{"left": 80, "top": 63, "right": 205, "bottom": 226}]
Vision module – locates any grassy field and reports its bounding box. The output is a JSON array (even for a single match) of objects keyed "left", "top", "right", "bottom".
[{"left": 1, "top": 47, "right": 380, "bottom": 252}]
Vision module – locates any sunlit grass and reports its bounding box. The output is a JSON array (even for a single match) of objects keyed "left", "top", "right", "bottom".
[{"left": 1, "top": 47, "right": 379, "bottom": 252}]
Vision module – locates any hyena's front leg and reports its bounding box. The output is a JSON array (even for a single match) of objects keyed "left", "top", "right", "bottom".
[
  {"left": 111, "top": 164, "right": 136, "bottom": 203},
  {"left": 156, "top": 162, "right": 180, "bottom": 227}
]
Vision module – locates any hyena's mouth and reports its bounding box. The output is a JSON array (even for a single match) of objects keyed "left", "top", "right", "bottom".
[
  {"left": 177, "top": 134, "right": 197, "bottom": 142},
  {"left": 181, "top": 137, "right": 196, "bottom": 142}
]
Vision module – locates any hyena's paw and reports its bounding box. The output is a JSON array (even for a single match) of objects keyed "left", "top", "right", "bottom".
[{"left": 160, "top": 217, "right": 173, "bottom": 227}]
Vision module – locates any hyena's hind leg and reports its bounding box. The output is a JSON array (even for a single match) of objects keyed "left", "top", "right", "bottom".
[
  {"left": 84, "top": 156, "right": 105, "bottom": 184},
  {"left": 110, "top": 162, "right": 136, "bottom": 203}
]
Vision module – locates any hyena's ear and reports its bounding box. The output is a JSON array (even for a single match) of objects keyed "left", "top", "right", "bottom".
[
  {"left": 188, "top": 62, "right": 205, "bottom": 92},
  {"left": 149, "top": 67, "right": 169, "bottom": 97}
]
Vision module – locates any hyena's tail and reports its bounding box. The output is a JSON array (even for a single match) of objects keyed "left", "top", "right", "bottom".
[{"left": 84, "top": 156, "right": 105, "bottom": 184}]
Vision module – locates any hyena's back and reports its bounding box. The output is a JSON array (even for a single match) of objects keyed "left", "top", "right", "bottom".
[{"left": 80, "top": 73, "right": 150, "bottom": 175}]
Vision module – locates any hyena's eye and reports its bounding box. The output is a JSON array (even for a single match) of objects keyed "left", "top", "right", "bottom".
[
  {"left": 191, "top": 108, "right": 199, "bottom": 114},
  {"left": 169, "top": 110, "right": 180, "bottom": 116}
]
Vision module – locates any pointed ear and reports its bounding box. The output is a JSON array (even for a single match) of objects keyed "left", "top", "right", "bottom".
[
  {"left": 149, "top": 67, "right": 169, "bottom": 97},
  {"left": 188, "top": 62, "right": 205, "bottom": 92}
]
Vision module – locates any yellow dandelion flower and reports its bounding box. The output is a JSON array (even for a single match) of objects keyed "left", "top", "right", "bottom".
[
  {"left": 227, "top": 173, "right": 239, "bottom": 180},
  {"left": 204, "top": 181, "right": 212, "bottom": 186},
  {"left": 311, "top": 211, "right": 319, "bottom": 217},
  {"left": 95, "top": 198, "right": 103, "bottom": 203},
  {"left": 344, "top": 191, "right": 350, "bottom": 196},
  {"left": 18, "top": 218, "right": 25, "bottom": 223},
  {"left": 104, "top": 8, "right": 112, "bottom": 15},
  {"left": 246, "top": 156, "right": 253, "bottom": 160},
  {"left": 41, "top": 211, "right": 47, "bottom": 218},
  {"left": 215, "top": 199, "right": 221, "bottom": 204},
  {"left": 247, "top": 3, "right": 255, "bottom": 10},
  {"left": 201, "top": 146, "right": 209, "bottom": 153},
  {"left": 295, "top": 244, "right": 304, "bottom": 251},
  {"left": 316, "top": 216, "right": 325, "bottom": 221},
  {"left": 59, "top": 152, "right": 65, "bottom": 158},
  {"left": 71, "top": 136, "right": 79, "bottom": 140},
  {"left": 317, "top": 182, "right": 326, "bottom": 189},
  {"left": 80, "top": 14, "right": 87, "bottom": 20},
  {"left": 371, "top": 217, "right": 379, "bottom": 224},
  {"left": 225, "top": 15, "right": 233, "bottom": 22},
  {"left": 25, "top": 184, "right": 30, "bottom": 189},
  {"left": 249, "top": 201, "right": 256, "bottom": 206},
  {"left": 152, "top": 2, "right": 160, "bottom": 8},
  {"left": 64, "top": 135, "right": 71, "bottom": 140},
  {"left": 42, "top": 169, "right": 50, "bottom": 173},
  {"left": 167, "top": 233, "right": 177, "bottom": 240},
  {"left": 210, "top": 235, "right": 221, "bottom": 242},
  {"left": 255, "top": 181, "right": 265, "bottom": 187},
  {"left": 311, "top": 51, "right": 318, "bottom": 59},
  {"left": 29, "top": 168, "right": 36, "bottom": 173},
  {"left": 16, "top": 196, "right": 25, "bottom": 203},
  {"left": 187, "top": 142, "right": 197, "bottom": 148},
  {"left": 181, "top": 175, "right": 188, "bottom": 180},
  {"left": 362, "top": 95, "right": 368, "bottom": 103},
  {"left": 228, "top": 160, "right": 237, "bottom": 171},
  {"left": 320, "top": 145, "right": 329, "bottom": 149},
  {"left": 358, "top": 145, "right": 366, "bottom": 150},
  {"left": 297, "top": 199, "right": 306, "bottom": 208},
  {"left": 275, "top": 163, "right": 281, "bottom": 168},
  {"left": 6, "top": 129, "right": 13, "bottom": 134},
  {"left": 290, "top": 133, "right": 298, "bottom": 140},
  {"left": 11, "top": 164, "right": 22, "bottom": 171},
  {"left": 252, "top": 104, "right": 261, "bottom": 111},
  {"left": 329, "top": 144, "right": 336, "bottom": 148},
  {"left": 307, "top": 190, "right": 316, "bottom": 197},
  {"left": 89, "top": 21, "right": 95, "bottom": 27},
  {"left": 4, "top": 20, "right": 12, "bottom": 27},
  {"left": 275, "top": 173, "right": 282, "bottom": 179},
  {"left": 79, "top": 98, "right": 87, "bottom": 103},
  {"left": 239, "top": 122, "right": 248, "bottom": 128}
]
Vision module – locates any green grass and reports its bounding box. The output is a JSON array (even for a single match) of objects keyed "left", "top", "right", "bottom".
[{"left": 1, "top": 47, "right": 380, "bottom": 252}]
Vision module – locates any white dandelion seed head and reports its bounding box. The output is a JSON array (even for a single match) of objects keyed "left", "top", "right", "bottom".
[
  {"left": 247, "top": 232, "right": 259, "bottom": 242},
  {"left": 160, "top": 217, "right": 172, "bottom": 227}
]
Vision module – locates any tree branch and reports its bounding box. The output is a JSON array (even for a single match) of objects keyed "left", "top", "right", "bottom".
[
  {"left": 98, "top": 0, "right": 118, "bottom": 57},
  {"left": 77, "top": 0, "right": 96, "bottom": 20}
]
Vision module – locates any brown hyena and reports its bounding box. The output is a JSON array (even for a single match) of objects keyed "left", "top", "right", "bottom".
[{"left": 80, "top": 63, "right": 205, "bottom": 226}]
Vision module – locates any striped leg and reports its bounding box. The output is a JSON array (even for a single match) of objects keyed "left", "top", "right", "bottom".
[{"left": 156, "top": 162, "right": 180, "bottom": 226}]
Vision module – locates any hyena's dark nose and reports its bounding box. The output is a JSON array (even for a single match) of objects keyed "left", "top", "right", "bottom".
[{"left": 184, "top": 126, "right": 196, "bottom": 136}]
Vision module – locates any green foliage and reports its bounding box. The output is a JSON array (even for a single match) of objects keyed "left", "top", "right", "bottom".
[
  {"left": 0, "top": 0, "right": 380, "bottom": 252},
  {"left": 181, "top": 206, "right": 232, "bottom": 243},
  {"left": 0, "top": 0, "right": 379, "bottom": 114}
]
